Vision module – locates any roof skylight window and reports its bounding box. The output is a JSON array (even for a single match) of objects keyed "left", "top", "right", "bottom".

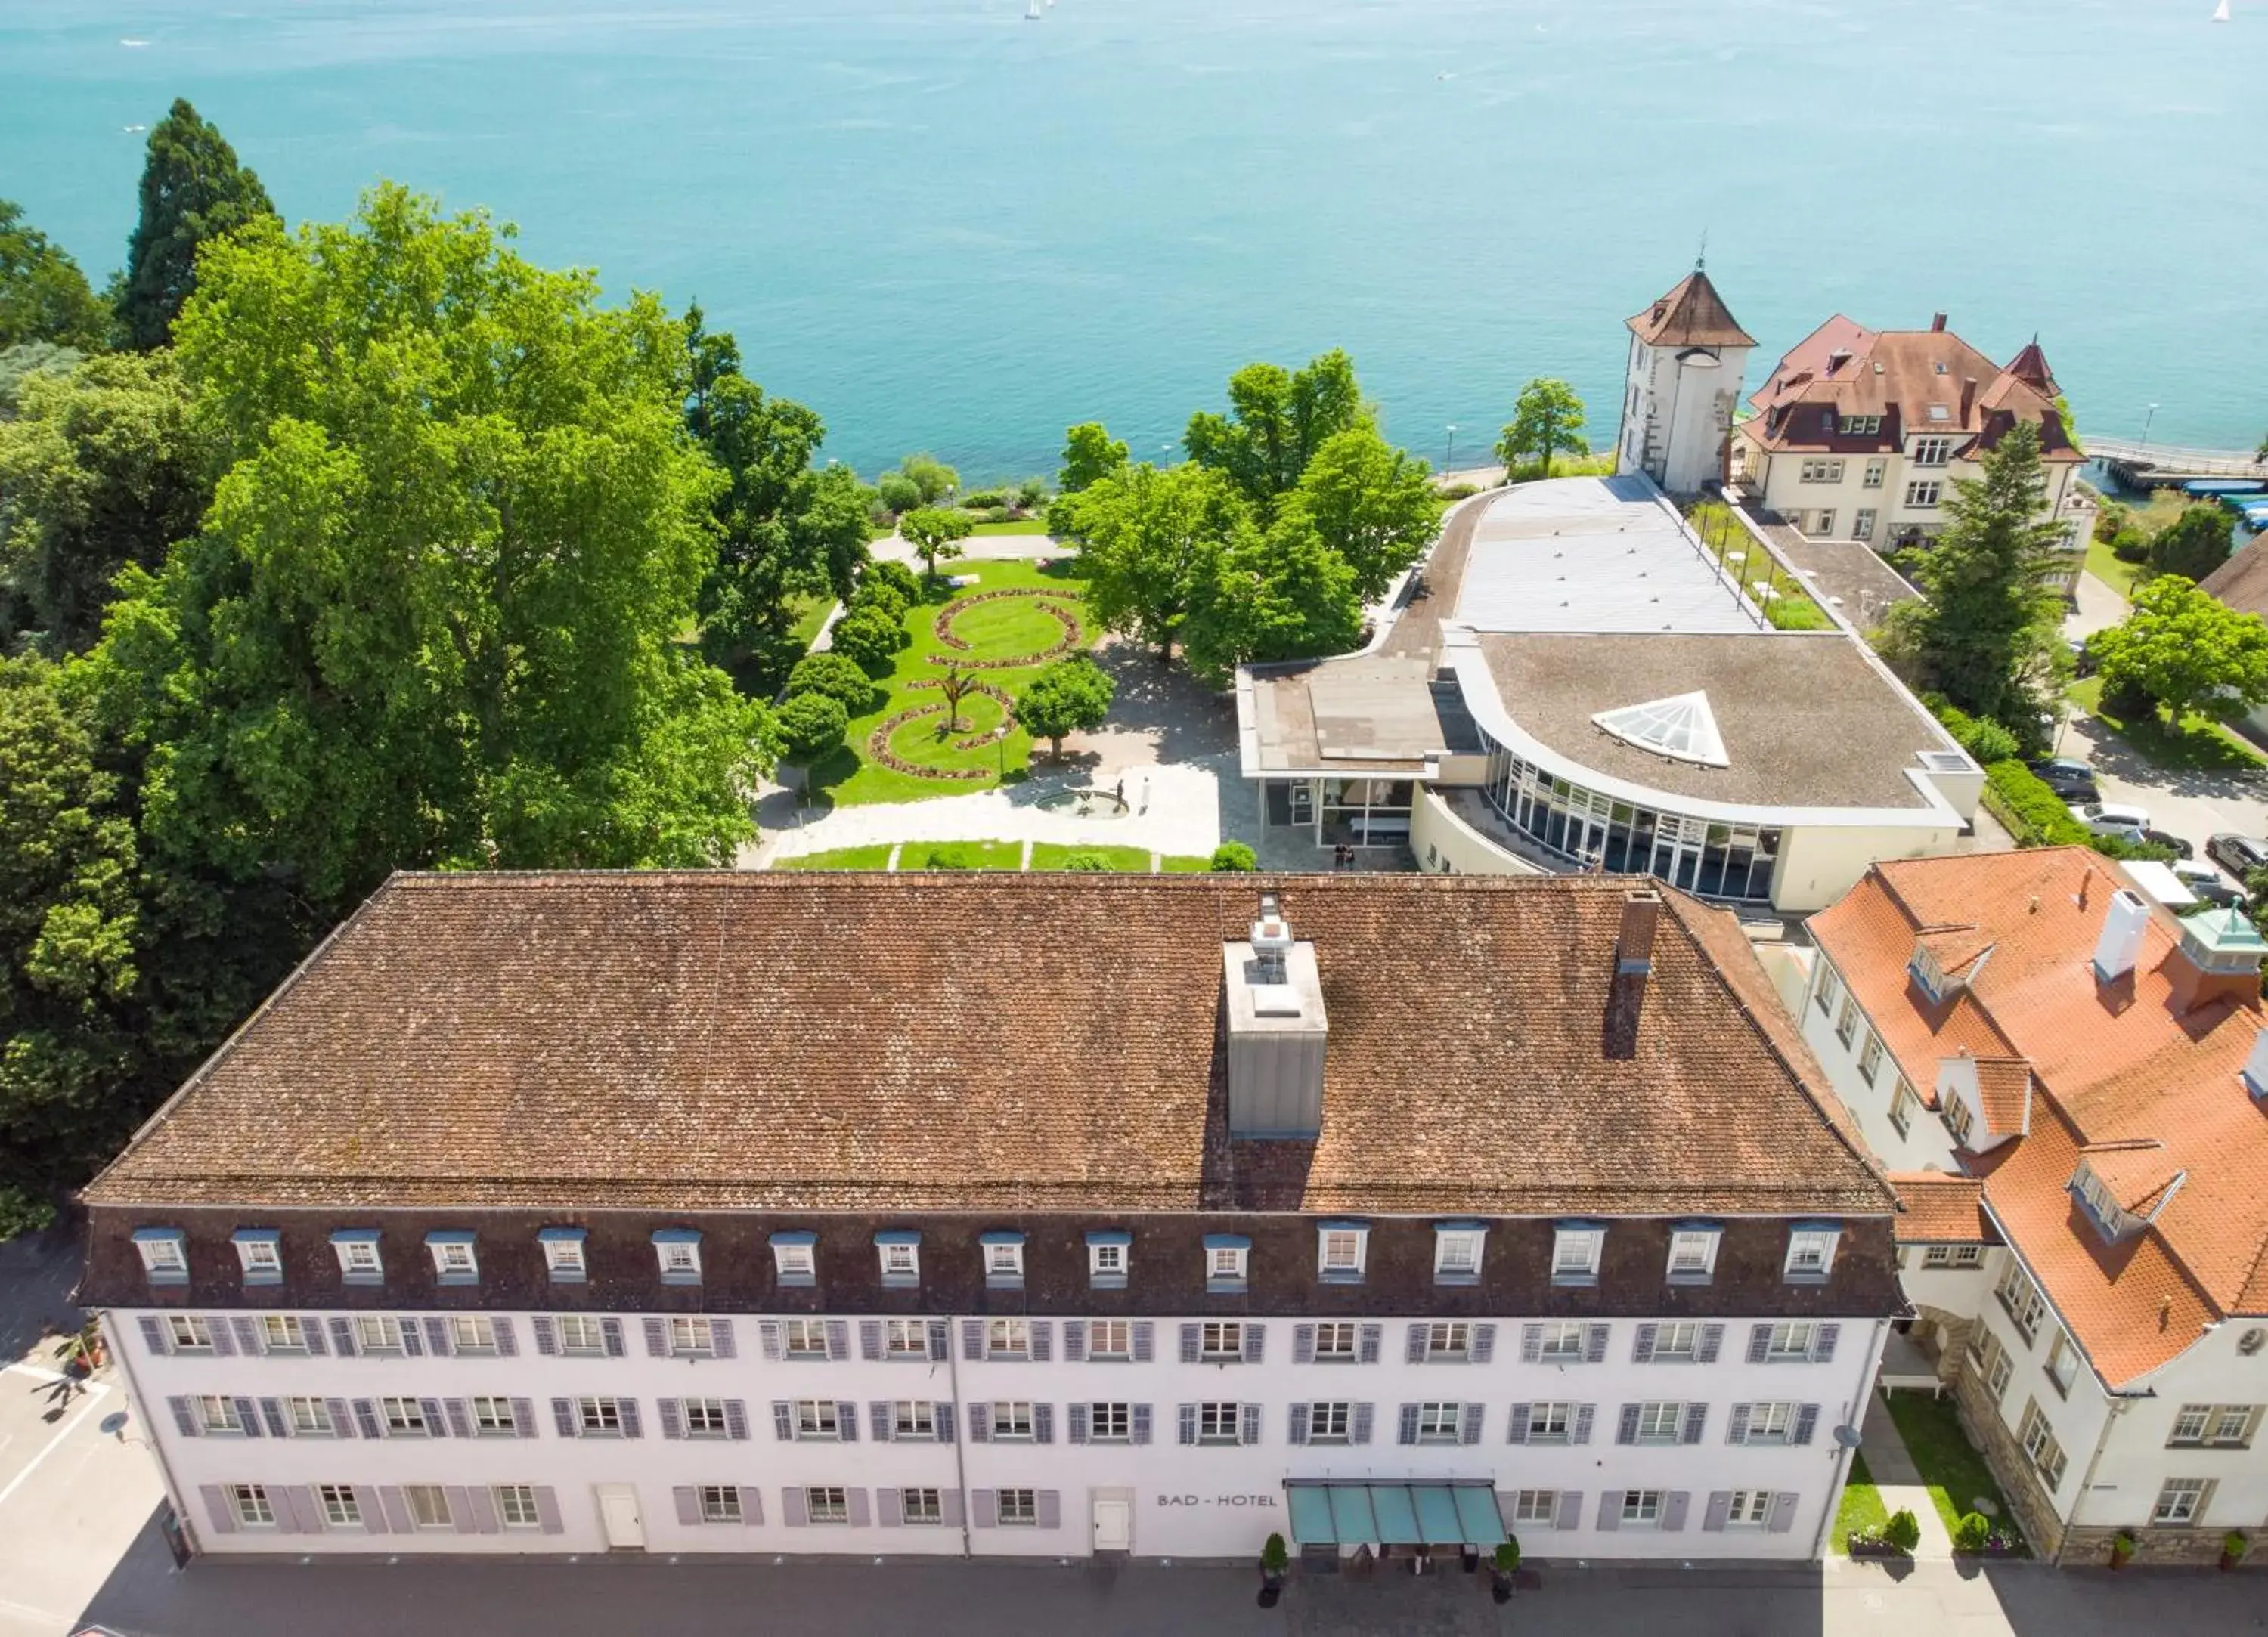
[{"left": 1591, "top": 692, "right": 1728, "bottom": 767}]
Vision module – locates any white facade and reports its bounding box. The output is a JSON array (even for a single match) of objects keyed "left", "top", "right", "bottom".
[
  {"left": 113, "top": 1303, "right": 1882, "bottom": 1562},
  {"left": 1619, "top": 333, "right": 1753, "bottom": 497}
]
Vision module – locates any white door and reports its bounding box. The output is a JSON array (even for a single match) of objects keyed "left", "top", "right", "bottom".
[
  {"left": 596, "top": 1484, "right": 644, "bottom": 1550},
  {"left": 1093, "top": 1496, "right": 1132, "bottom": 1552}
]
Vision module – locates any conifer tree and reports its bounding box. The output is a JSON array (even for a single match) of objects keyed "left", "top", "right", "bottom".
[{"left": 116, "top": 99, "right": 277, "bottom": 350}]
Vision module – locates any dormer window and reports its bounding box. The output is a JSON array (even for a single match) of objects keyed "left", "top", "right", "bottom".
[
  {"left": 652, "top": 1228, "right": 702, "bottom": 1285},
  {"left": 1943, "top": 1091, "right": 1976, "bottom": 1147},
  {"left": 540, "top": 1227, "right": 587, "bottom": 1283},
  {"left": 330, "top": 1228, "right": 383, "bottom": 1285},
  {"left": 981, "top": 1230, "right": 1025, "bottom": 1289},
  {"left": 232, "top": 1229, "right": 282, "bottom": 1286},
  {"left": 1086, "top": 1230, "right": 1129, "bottom": 1290},
  {"left": 134, "top": 1227, "right": 189, "bottom": 1286},
  {"left": 1317, "top": 1222, "right": 1368, "bottom": 1284},
  {"left": 1783, "top": 1223, "right": 1840, "bottom": 1283},
  {"left": 1551, "top": 1223, "right": 1603, "bottom": 1287},
  {"left": 1204, "top": 1234, "right": 1250, "bottom": 1294},
  {"left": 1433, "top": 1223, "right": 1486, "bottom": 1286},
  {"left": 771, "top": 1232, "right": 817, "bottom": 1287},
  {"left": 875, "top": 1230, "right": 920, "bottom": 1289},
  {"left": 426, "top": 1231, "right": 478, "bottom": 1286},
  {"left": 1667, "top": 1223, "right": 1721, "bottom": 1284}
]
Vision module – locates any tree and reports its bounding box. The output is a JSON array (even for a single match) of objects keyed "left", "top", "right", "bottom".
[
  {"left": 116, "top": 100, "right": 277, "bottom": 351},
  {"left": 1016, "top": 656, "right": 1115, "bottom": 757},
  {"left": 681, "top": 305, "right": 870, "bottom": 690},
  {"left": 87, "top": 184, "right": 771, "bottom": 918},
  {"left": 774, "top": 691, "right": 847, "bottom": 766},
  {"left": 829, "top": 606, "right": 906, "bottom": 676},
  {"left": 1888, "top": 422, "right": 2072, "bottom": 726},
  {"left": 0, "top": 351, "right": 212, "bottom": 654},
  {"left": 1074, "top": 463, "right": 1247, "bottom": 661},
  {"left": 1208, "top": 842, "right": 1257, "bottom": 871},
  {"left": 785, "top": 651, "right": 876, "bottom": 716},
  {"left": 1181, "top": 509, "right": 1363, "bottom": 686},
  {"left": 934, "top": 667, "right": 977, "bottom": 735},
  {"left": 1058, "top": 421, "right": 1128, "bottom": 494},
  {"left": 1494, "top": 378, "right": 1588, "bottom": 481},
  {"left": 2092, "top": 576, "right": 2268, "bottom": 728},
  {"left": 901, "top": 506, "right": 971, "bottom": 580},
  {"left": 875, "top": 469, "right": 919, "bottom": 515},
  {"left": 0, "top": 200, "right": 108, "bottom": 351},
  {"left": 894, "top": 451, "right": 958, "bottom": 506},
  {"left": 2146, "top": 503, "right": 2235, "bottom": 583},
  {"left": 0, "top": 341, "right": 85, "bottom": 415},
  {"left": 1293, "top": 426, "right": 1444, "bottom": 602},
  {"left": 1185, "top": 348, "right": 1368, "bottom": 513}
]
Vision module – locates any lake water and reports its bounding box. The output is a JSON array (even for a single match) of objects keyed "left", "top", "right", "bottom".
[{"left": 3, "top": 0, "right": 2263, "bottom": 481}]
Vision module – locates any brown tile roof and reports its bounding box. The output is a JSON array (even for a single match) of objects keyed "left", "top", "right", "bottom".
[
  {"left": 1888, "top": 1172, "right": 1996, "bottom": 1244},
  {"left": 1627, "top": 270, "right": 1756, "bottom": 349},
  {"left": 1972, "top": 1057, "right": 2034, "bottom": 1135},
  {"left": 1740, "top": 319, "right": 2081, "bottom": 463},
  {"left": 2200, "top": 536, "right": 2268, "bottom": 621},
  {"left": 1809, "top": 849, "right": 2268, "bottom": 1384},
  {"left": 2083, "top": 1140, "right": 2184, "bottom": 1216},
  {"left": 85, "top": 873, "right": 1894, "bottom": 1221}
]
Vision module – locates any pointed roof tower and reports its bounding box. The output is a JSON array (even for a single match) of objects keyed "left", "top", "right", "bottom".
[
  {"left": 1627, "top": 268, "right": 1755, "bottom": 350},
  {"left": 2003, "top": 335, "right": 2059, "bottom": 395}
]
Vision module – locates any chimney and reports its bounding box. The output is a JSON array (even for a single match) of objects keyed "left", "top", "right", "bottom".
[
  {"left": 1603, "top": 890, "right": 1661, "bottom": 1060},
  {"left": 2092, "top": 888, "right": 2149, "bottom": 983},
  {"left": 1961, "top": 376, "right": 1978, "bottom": 422},
  {"left": 1930, "top": 312, "right": 1948, "bottom": 333},
  {"left": 1223, "top": 892, "right": 1328, "bottom": 1138}
]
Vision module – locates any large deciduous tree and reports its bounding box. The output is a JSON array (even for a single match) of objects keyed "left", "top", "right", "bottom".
[
  {"left": 1185, "top": 348, "right": 1368, "bottom": 513},
  {"left": 683, "top": 305, "right": 870, "bottom": 690},
  {"left": 2144, "top": 503, "right": 2235, "bottom": 584},
  {"left": 2093, "top": 576, "right": 2268, "bottom": 729},
  {"left": 1293, "top": 426, "right": 1442, "bottom": 602},
  {"left": 116, "top": 100, "right": 277, "bottom": 351},
  {"left": 1058, "top": 421, "right": 1128, "bottom": 494},
  {"left": 1181, "top": 509, "right": 1362, "bottom": 687},
  {"left": 0, "top": 351, "right": 212, "bottom": 654},
  {"left": 900, "top": 505, "right": 971, "bottom": 580},
  {"left": 1493, "top": 378, "right": 1588, "bottom": 480},
  {"left": 1016, "top": 656, "right": 1115, "bottom": 757},
  {"left": 0, "top": 200, "right": 109, "bottom": 351},
  {"left": 1073, "top": 462, "right": 1246, "bottom": 661},
  {"left": 1887, "top": 422, "right": 2071, "bottom": 727},
  {"left": 88, "top": 184, "right": 772, "bottom": 918}
]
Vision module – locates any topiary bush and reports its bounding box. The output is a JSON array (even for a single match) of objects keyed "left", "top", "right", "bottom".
[
  {"left": 1064, "top": 850, "right": 1111, "bottom": 872},
  {"left": 1884, "top": 1509, "right": 1922, "bottom": 1552},
  {"left": 919, "top": 846, "right": 973, "bottom": 871},
  {"left": 863, "top": 559, "right": 921, "bottom": 604},
  {"left": 1210, "top": 842, "right": 1259, "bottom": 872},
  {"left": 1952, "top": 1512, "right": 1992, "bottom": 1554},
  {"left": 847, "top": 579, "right": 908, "bottom": 624},
  {"left": 774, "top": 692, "right": 848, "bottom": 766},
  {"left": 2110, "top": 528, "right": 2150, "bottom": 565},
  {"left": 786, "top": 651, "right": 878, "bottom": 716},
  {"left": 829, "top": 607, "right": 908, "bottom": 676}
]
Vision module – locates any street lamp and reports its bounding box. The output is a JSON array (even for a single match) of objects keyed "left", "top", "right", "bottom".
[
  {"left": 1445, "top": 424, "right": 1458, "bottom": 472},
  {"left": 2141, "top": 403, "right": 2159, "bottom": 448}
]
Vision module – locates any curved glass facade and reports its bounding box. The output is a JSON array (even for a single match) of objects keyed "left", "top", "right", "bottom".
[{"left": 1486, "top": 748, "right": 1782, "bottom": 902}]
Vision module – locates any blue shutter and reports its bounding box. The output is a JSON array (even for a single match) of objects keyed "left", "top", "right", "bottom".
[
  {"left": 359, "top": 1400, "right": 387, "bottom": 1440},
  {"left": 1616, "top": 1404, "right": 1641, "bottom": 1445},
  {"left": 208, "top": 1320, "right": 234, "bottom": 1358},
  {"left": 618, "top": 1400, "right": 642, "bottom": 1440},
  {"left": 445, "top": 1400, "right": 473, "bottom": 1439},
  {"left": 423, "top": 1318, "right": 451, "bottom": 1356},
  {"left": 398, "top": 1322, "right": 421, "bottom": 1357},
  {"left": 674, "top": 1487, "right": 702, "bottom": 1527},
  {"left": 302, "top": 1321, "right": 326, "bottom": 1357},
  {"left": 231, "top": 1317, "right": 259, "bottom": 1356},
  {"left": 1287, "top": 1404, "right": 1309, "bottom": 1445},
  {"left": 1632, "top": 1324, "right": 1659, "bottom": 1364},
  {"left": 1179, "top": 1325, "right": 1200, "bottom": 1363},
  {"left": 1662, "top": 1492, "right": 1690, "bottom": 1533},
  {"left": 1178, "top": 1404, "right": 1198, "bottom": 1445},
  {"left": 1814, "top": 1324, "right": 1840, "bottom": 1363},
  {"left": 933, "top": 1400, "right": 955, "bottom": 1443},
  {"left": 491, "top": 1318, "right": 516, "bottom": 1357},
  {"left": 838, "top": 1402, "right": 858, "bottom": 1443},
  {"left": 1472, "top": 1324, "right": 1496, "bottom": 1364},
  {"left": 1703, "top": 1491, "right": 1732, "bottom": 1532},
  {"left": 1597, "top": 1493, "right": 1623, "bottom": 1533},
  {"left": 328, "top": 1317, "right": 358, "bottom": 1357},
  {"left": 1520, "top": 1325, "right": 1541, "bottom": 1364},
  {"left": 869, "top": 1403, "right": 891, "bottom": 1442},
  {"left": 1063, "top": 1322, "right": 1086, "bottom": 1363},
  {"left": 824, "top": 1320, "right": 850, "bottom": 1360},
  {"left": 658, "top": 1400, "right": 683, "bottom": 1440},
  {"left": 643, "top": 1318, "right": 668, "bottom": 1357},
  {"left": 759, "top": 1320, "right": 784, "bottom": 1361},
  {"left": 968, "top": 1403, "right": 989, "bottom": 1443},
  {"left": 1572, "top": 1404, "right": 1596, "bottom": 1445},
  {"left": 1293, "top": 1326, "right": 1315, "bottom": 1365},
  {"left": 1131, "top": 1404, "right": 1152, "bottom": 1445},
  {"left": 233, "top": 1397, "right": 262, "bottom": 1437},
  {"left": 325, "top": 1397, "right": 353, "bottom": 1438},
  {"left": 859, "top": 1321, "right": 883, "bottom": 1361},
  {"left": 1793, "top": 1404, "right": 1820, "bottom": 1447},
  {"left": 962, "top": 1320, "right": 984, "bottom": 1360},
  {"left": 1242, "top": 1325, "right": 1265, "bottom": 1364},
  {"left": 600, "top": 1318, "right": 624, "bottom": 1357},
  {"left": 1033, "top": 1403, "right": 1053, "bottom": 1444},
  {"left": 1681, "top": 1403, "right": 1708, "bottom": 1444},
  {"left": 510, "top": 1399, "right": 535, "bottom": 1437},
  {"left": 1583, "top": 1323, "right": 1609, "bottom": 1363},
  {"left": 725, "top": 1400, "right": 749, "bottom": 1441},
  {"left": 1132, "top": 1323, "right": 1155, "bottom": 1363},
  {"left": 137, "top": 1316, "right": 166, "bottom": 1356},
  {"left": 1697, "top": 1323, "right": 1724, "bottom": 1363},
  {"left": 419, "top": 1397, "right": 447, "bottom": 1437},
  {"left": 1405, "top": 1325, "right": 1428, "bottom": 1364},
  {"left": 1746, "top": 1325, "right": 1771, "bottom": 1364},
  {"left": 1067, "top": 1403, "right": 1089, "bottom": 1444},
  {"left": 1031, "top": 1322, "right": 1052, "bottom": 1363},
  {"left": 1461, "top": 1403, "right": 1485, "bottom": 1445},
  {"left": 167, "top": 1397, "right": 198, "bottom": 1437},
  {"left": 1241, "top": 1404, "right": 1261, "bottom": 1446},
  {"left": 711, "top": 1320, "right": 736, "bottom": 1360},
  {"left": 1397, "top": 1404, "right": 1420, "bottom": 1445},
  {"left": 1726, "top": 1403, "right": 1752, "bottom": 1444},
  {"left": 1352, "top": 1403, "right": 1374, "bottom": 1445},
  {"left": 1506, "top": 1403, "right": 1531, "bottom": 1446},
  {"left": 1358, "top": 1324, "right": 1382, "bottom": 1364},
  {"left": 773, "top": 1402, "right": 793, "bottom": 1441},
  {"left": 531, "top": 1316, "right": 557, "bottom": 1356}
]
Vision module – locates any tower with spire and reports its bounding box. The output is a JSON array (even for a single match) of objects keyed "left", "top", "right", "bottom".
[{"left": 1615, "top": 261, "right": 1756, "bottom": 496}]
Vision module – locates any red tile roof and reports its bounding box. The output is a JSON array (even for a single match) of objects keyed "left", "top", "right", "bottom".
[
  {"left": 1627, "top": 270, "right": 1755, "bottom": 349},
  {"left": 85, "top": 872, "right": 1895, "bottom": 1221},
  {"left": 1888, "top": 1172, "right": 1995, "bottom": 1244},
  {"left": 1811, "top": 849, "right": 2268, "bottom": 1385}
]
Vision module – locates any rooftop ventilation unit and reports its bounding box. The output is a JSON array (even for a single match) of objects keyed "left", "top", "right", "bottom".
[{"left": 1225, "top": 894, "right": 1328, "bottom": 1137}]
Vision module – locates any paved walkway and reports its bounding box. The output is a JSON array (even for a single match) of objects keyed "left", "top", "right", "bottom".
[
  {"left": 2062, "top": 568, "right": 2127, "bottom": 642},
  {"left": 1860, "top": 1393, "right": 1955, "bottom": 1561}
]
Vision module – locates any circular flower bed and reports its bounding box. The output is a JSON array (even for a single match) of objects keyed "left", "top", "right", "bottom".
[
  {"left": 865, "top": 679, "right": 1021, "bottom": 780},
  {"left": 931, "top": 588, "right": 1086, "bottom": 670}
]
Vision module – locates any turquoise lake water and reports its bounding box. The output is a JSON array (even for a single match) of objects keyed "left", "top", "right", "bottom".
[{"left": 2, "top": 0, "right": 2263, "bottom": 480}]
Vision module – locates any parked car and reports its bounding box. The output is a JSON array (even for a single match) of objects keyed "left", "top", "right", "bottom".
[
  {"left": 2171, "top": 859, "right": 2247, "bottom": 910},
  {"left": 2028, "top": 757, "right": 2099, "bottom": 801},
  {"left": 2207, "top": 833, "right": 2268, "bottom": 881},
  {"left": 2143, "top": 829, "right": 2194, "bottom": 861},
  {"left": 2070, "top": 801, "right": 2152, "bottom": 841}
]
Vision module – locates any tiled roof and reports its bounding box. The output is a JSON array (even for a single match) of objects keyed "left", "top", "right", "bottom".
[
  {"left": 86, "top": 873, "right": 1895, "bottom": 1220},
  {"left": 1887, "top": 1172, "right": 1996, "bottom": 1244},
  {"left": 2082, "top": 1140, "right": 2184, "bottom": 1216},
  {"left": 1626, "top": 270, "right": 1755, "bottom": 349},
  {"left": 1972, "top": 1057, "right": 2034, "bottom": 1135},
  {"left": 2200, "top": 537, "right": 2268, "bottom": 621},
  {"left": 1740, "top": 319, "right": 2081, "bottom": 462},
  {"left": 1810, "top": 849, "right": 2268, "bottom": 1384}
]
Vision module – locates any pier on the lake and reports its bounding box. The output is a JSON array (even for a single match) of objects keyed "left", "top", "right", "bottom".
[{"left": 2086, "top": 435, "right": 2267, "bottom": 489}]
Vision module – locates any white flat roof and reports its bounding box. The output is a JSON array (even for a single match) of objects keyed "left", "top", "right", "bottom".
[
  {"left": 2121, "top": 860, "right": 2197, "bottom": 909},
  {"left": 1452, "top": 475, "right": 1763, "bottom": 635}
]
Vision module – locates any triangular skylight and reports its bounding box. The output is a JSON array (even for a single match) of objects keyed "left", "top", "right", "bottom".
[{"left": 1591, "top": 691, "right": 1729, "bottom": 767}]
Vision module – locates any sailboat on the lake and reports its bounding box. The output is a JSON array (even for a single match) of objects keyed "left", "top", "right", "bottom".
[{"left": 2213, "top": 0, "right": 2230, "bottom": 20}]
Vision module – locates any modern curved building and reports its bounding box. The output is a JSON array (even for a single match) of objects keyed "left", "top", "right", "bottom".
[{"left": 1235, "top": 476, "right": 1983, "bottom": 914}]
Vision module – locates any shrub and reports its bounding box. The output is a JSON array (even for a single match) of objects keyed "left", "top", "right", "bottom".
[
  {"left": 1261, "top": 1532, "right": 1289, "bottom": 1574},
  {"left": 1884, "top": 1509, "right": 1922, "bottom": 1552},
  {"left": 786, "top": 651, "right": 876, "bottom": 713},
  {"left": 2109, "top": 528, "right": 2150, "bottom": 565},
  {"left": 919, "top": 846, "right": 972, "bottom": 870},
  {"left": 1441, "top": 481, "right": 1481, "bottom": 500},
  {"left": 1064, "top": 850, "right": 1111, "bottom": 872},
  {"left": 1982, "top": 757, "right": 2095, "bottom": 849},
  {"left": 875, "top": 470, "right": 920, "bottom": 515},
  {"left": 863, "top": 559, "right": 921, "bottom": 604},
  {"left": 1952, "top": 1512, "right": 1992, "bottom": 1554},
  {"left": 1765, "top": 596, "right": 1831, "bottom": 631},
  {"left": 959, "top": 490, "right": 1006, "bottom": 510},
  {"left": 1493, "top": 1537, "right": 1520, "bottom": 1574},
  {"left": 830, "top": 607, "right": 908, "bottom": 676},
  {"left": 774, "top": 692, "right": 848, "bottom": 765},
  {"left": 1016, "top": 475, "right": 1048, "bottom": 509},
  {"left": 2099, "top": 673, "right": 2158, "bottom": 722},
  {"left": 1210, "top": 842, "right": 1259, "bottom": 872},
  {"left": 2223, "top": 1530, "right": 2249, "bottom": 1561},
  {"left": 1960, "top": 716, "right": 2019, "bottom": 764},
  {"left": 978, "top": 506, "right": 1015, "bottom": 525},
  {"left": 2094, "top": 500, "right": 2130, "bottom": 543},
  {"left": 847, "top": 579, "right": 908, "bottom": 624}
]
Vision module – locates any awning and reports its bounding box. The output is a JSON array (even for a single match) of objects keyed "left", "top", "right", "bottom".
[{"left": 1284, "top": 1481, "right": 1505, "bottom": 1547}]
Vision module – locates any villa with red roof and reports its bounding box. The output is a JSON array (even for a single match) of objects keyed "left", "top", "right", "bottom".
[
  {"left": 1796, "top": 848, "right": 2268, "bottom": 1564},
  {"left": 1730, "top": 313, "right": 2093, "bottom": 593}
]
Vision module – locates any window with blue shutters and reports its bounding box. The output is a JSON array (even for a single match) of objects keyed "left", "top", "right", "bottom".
[
  {"left": 771, "top": 1231, "right": 817, "bottom": 1287},
  {"left": 652, "top": 1228, "right": 702, "bottom": 1284},
  {"left": 538, "top": 1227, "right": 586, "bottom": 1283},
  {"left": 875, "top": 1230, "right": 921, "bottom": 1289},
  {"left": 425, "top": 1230, "right": 478, "bottom": 1286},
  {"left": 330, "top": 1228, "right": 383, "bottom": 1285},
  {"left": 133, "top": 1227, "right": 188, "bottom": 1286},
  {"left": 1086, "top": 1230, "right": 1130, "bottom": 1290},
  {"left": 980, "top": 1230, "right": 1025, "bottom": 1289},
  {"left": 232, "top": 1229, "right": 283, "bottom": 1286}
]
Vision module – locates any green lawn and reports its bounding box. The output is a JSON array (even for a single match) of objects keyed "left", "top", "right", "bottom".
[
  {"left": 2070, "top": 676, "right": 2267, "bottom": 772},
  {"left": 2084, "top": 535, "right": 2143, "bottom": 601},
  {"left": 1027, "top": 841, "right": 1154, "bottom": 872},
  {"left": 773, "top": 843, "right": 896, "bottom": 871},
  {"left": 1833, "top": 1450, "right": 1891, "bottom": 1555},
  {"left": 898, "top": 839, "right": 1025, "bottom": 871},
  {"left": 1882, "top": 1392, "right": 2023, "bottom": 1549},
  {"left": 968, "top": 518, "right": 1050, "bottom": 536},
  {"left": 786, "top": 593, "right": 836, "bottom": 655},
  {"left": 804, "top": 558, "right": 1098, "bottom": 809},
  {"left": 1159, "top": 853, "right": 1216, "bottom": 873}
]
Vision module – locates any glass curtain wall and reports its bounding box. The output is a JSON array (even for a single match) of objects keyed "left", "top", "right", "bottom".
[{"left": 1486, "top": 750, "right": 1781, "bottom": 902}]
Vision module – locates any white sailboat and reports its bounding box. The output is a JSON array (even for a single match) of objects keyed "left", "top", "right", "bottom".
[
  {"left": 1025, "top": 0, "right": 1041, "bottom": 17},
  {"left": 2213, "top": 0, "right": 2231, "bottom": 21}
]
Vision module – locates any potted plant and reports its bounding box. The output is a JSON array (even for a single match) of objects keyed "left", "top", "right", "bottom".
[
  {"left": 51, "top": 1317, "right": 104, "bottom": 1379},
  {"left": 2221, "top": 1530, "right": 2249, "bottom": 1572},
  {"left": 2109, "top": 1529, "right": 2137, "bottom": 1570},
  {"left": 1491, "top": 1537, "right": 1522, "bottom": 1604},
  {"left": 1258, "top": 1532, "right": 1289, "bottom": 1607},
  {"left": 1884, "top": 1509, "right": 1922, "bottom": 1555}
]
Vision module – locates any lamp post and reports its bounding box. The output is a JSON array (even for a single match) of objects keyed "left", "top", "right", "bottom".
[
  {"left": 2140, "top": 403, "right": 2159, "bottom": 448},
  {"left": 1445, "top": 424, "right": 1457, "bottom": 474}
]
